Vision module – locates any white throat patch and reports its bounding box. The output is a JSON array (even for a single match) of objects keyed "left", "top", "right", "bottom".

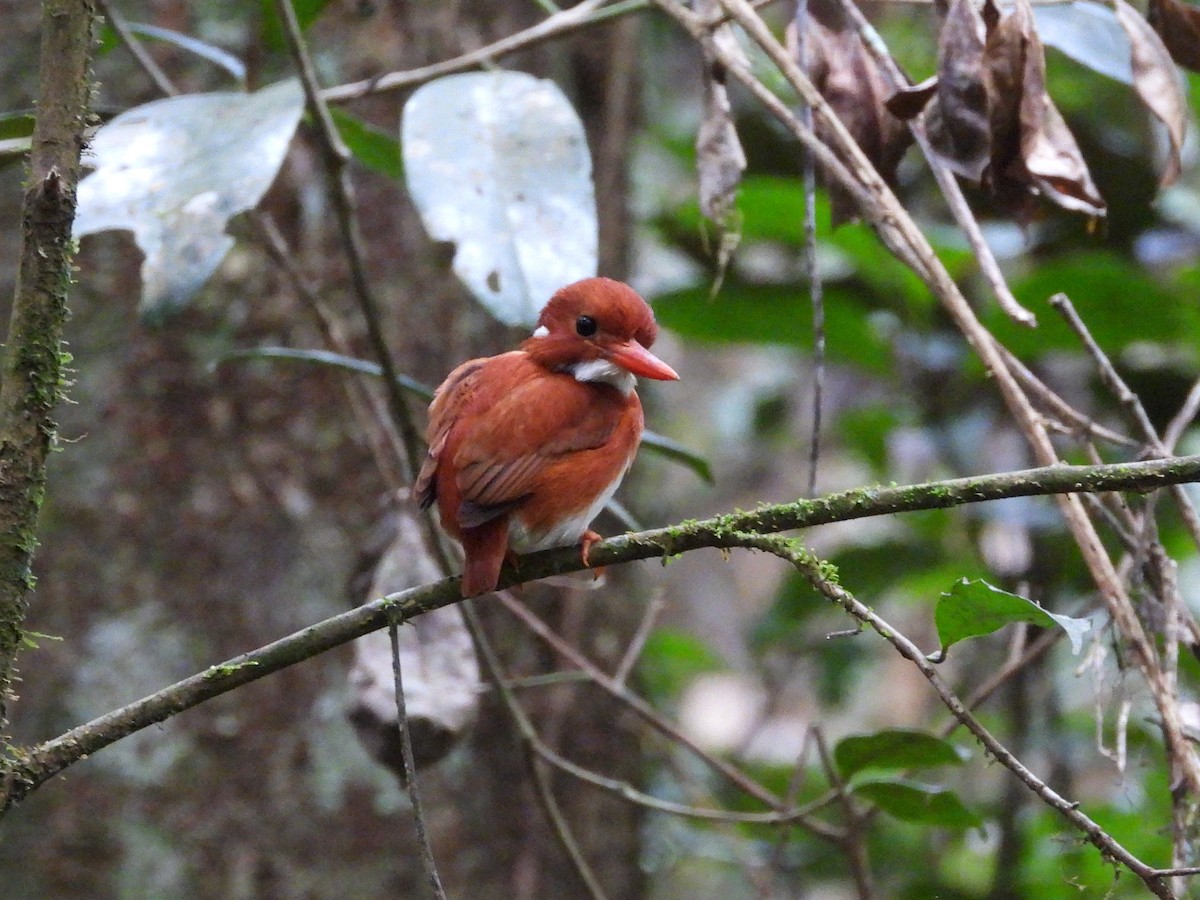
[
  {"left": 532, "top": 325, "right": 549, "bottom": 338},
  {"left": 570, "top": 359, "right": 636, "bottom": 395}
]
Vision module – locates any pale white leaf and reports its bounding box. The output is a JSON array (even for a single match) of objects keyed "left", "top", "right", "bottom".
[
  {"left": 402, "top": 71, "right": 598, "bottom": 326},
  {"left": 75, "top": 80, "right": 304, "bottom": 315}
]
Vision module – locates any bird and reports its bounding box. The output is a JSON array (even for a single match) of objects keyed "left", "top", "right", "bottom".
[{"left": 415, "top": 277, "right": 679, "bottom": 597}]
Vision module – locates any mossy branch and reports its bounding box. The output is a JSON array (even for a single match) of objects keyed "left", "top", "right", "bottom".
[
  {"left": 0, "top": 0, "right": 95, "bottom": 729},
  {"left": 4, "top": 454, "right": 1200, "bottom": 811}
]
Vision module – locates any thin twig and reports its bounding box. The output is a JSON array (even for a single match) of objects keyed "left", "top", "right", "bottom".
[
  {"left": 612, "top": 590, "right": 667, "bottom": 686},
  {"left": 461, "top": 600, "right": 611, "bottom": 900},
  {"left": 245, "top": 214, "right": 408, "bottom": 490},
  {"left": 1163, "top": 377, "right": 1200, "bottom": 453},
  {"left": 814, "top": 729, "right": 873, "bottom": 900},
  {"left": 764, "top": 729, "right": 816, "bottom": 892},
  {"left": 1050, "top": 294, "right": 1159, "bottom": 449},
  {"left": 1051, "top": 294, "right": 1200, "bottom": 647},
  {"left": 496, "top": 592, "right": 838, "bottom": 829},
  {"left": 322, "top": 0, "right": 618, "bottom": 103},
  {"left": 319, "top": 0, "right": 783, "bottom": 104},
  {"left": 389, "top": 621, "right": 448, "bottom": 900},
  {"left": 485, "top": 603, "right": 842, "bottom": 833},
  {"left": 1001, "top": 349, "right": 1139, "bottom": 449},
  {"left": 96, "top": 0, "right": 177, "bottom": 96},
  {"left": 791, "top": 0, "right": 826, "bottom": 497},
  {"left": 274, "top": 0, "right": 425, "bottom": 484}
]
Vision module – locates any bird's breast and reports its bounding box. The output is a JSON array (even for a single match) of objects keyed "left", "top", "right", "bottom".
[{"left": 509, "top": 454, "right": 634, "bottom": 553}]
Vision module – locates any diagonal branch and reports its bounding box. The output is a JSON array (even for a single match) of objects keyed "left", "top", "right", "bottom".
[
  {"left": 273, "top": 0, "right": 425, "bottom": 484},
  {"left": 727, "top": 530, "right": 1179, "bottom": 900},
  {"left": 657, "top": 0, "right": 1200, "bottom": 801},
  {"left": 5, "top": 455, "right": 1200, "bottom": 810}
]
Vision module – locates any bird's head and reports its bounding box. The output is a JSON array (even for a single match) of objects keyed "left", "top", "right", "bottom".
[{"left": 523, "top": 277, "right": 679, "bottom": 392}]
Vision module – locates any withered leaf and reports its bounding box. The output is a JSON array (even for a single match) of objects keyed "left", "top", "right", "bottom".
[
  {"left": 1148, "top": 0, "right": 1200, "bottom": 72},
  {"left": 1116, "top": 0, "right": 1187, "bottom": 186},
  {"left": 886, "top": 75, "right": 939, "bottom": 121},
  {"left": 927, "top": 0, "right": 992, "bottom": 180},
  {"left": 1011, "top": 0, "right": 1105, "bottom": 215},
  {"left": 346, "top": 501, "right": 480, "bottom": 779},
  {"left": 1018, "top": 88, "right": 1106, "bottom": 215},
  {"left": 695, "top": 0, "right": 748, "bottom": 226},
  {"left": 792, "top": 0, "right": 914, "bottom": 223},
  {"left": 922, "top": 0, "right": 1105, "bottom": 218},
  {"left": 978, "top": 0, "right": 1036, "bottom": 218}
]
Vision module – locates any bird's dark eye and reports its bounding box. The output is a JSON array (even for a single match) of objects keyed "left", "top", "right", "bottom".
[{"left": 575, "top": 315, "right": 598, "bottom": 337}]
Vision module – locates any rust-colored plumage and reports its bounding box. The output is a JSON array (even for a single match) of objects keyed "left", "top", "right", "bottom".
[{"left": 416, "top": 278, "right": 679, "bottom": 596}]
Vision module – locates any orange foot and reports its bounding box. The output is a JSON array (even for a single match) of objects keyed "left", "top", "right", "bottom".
[{"left": 580, "top": 530, "right": 606, "bottom": 581}]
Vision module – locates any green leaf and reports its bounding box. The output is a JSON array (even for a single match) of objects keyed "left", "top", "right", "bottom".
[
  {"left": 331, "top": 108, "right": 402, "bottom": 179},
  {"left": 260, "top": 0, "right": 334, "bottom": 52},
  {"left": 125, "top": 23, "right": 246, "bottom": 84},
  {"left": 849, "top": 775, "right": 983, "bottom": 828},
  {"left": 934, "top": 578, "right": 1092, "bottom": 659},
  {"left": 651, "top": 282, "right": 892, "bottom": 374},
  {"left": 0, "top": 111, "right": 35, "bottom": 141},
  {"left": 639, "top": 430, "right": 713, "bottom": 484},
  {"left": 835, "top": 729, "right": 967, "bottom": 778},
  {"left": 638, "top": 629, "right": 723, "bottom": 701},
  {"left": 0, "top": 111, "right": 35, "bottom": 169},
  {"left": 21, "top": 630, "right": 63, "bottom": 650},
  {"left": 95, "top": 20, "right": 120, "bottom": 57}
]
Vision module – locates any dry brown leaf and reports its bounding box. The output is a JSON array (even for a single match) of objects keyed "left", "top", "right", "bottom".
[
  {"left": 1017, "top": 88, "right": 1106, "bottom": 215},
  {"left": 977, "top": 0, "right": 1038, "bottom": 218},
  {"left": 695, "top": 0, "right": 748, "bottom": 227},
  {"left": 1116, "top": 0, "right": 1187, "bottom": 186},
  {"left": 1148, "top": 0, "right": 1200, "bottom": 72},
  {"left": 921, "top": 0, "right": 1104, "bottom": 218},
  {"left": 927, "top": 0, "right": 992, "bottom": 180},
  {"left": 1011, "top": 0, "right": 1105, "bottom": 215},
  {"left": 886, "top": 75, "right": 939, "bottom": 120},
  {"left": 792, "top": 0, "right": 913, "bottom": 223}
]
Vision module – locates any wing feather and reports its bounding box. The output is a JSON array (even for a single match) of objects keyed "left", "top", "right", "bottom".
[
  {"left": 450, "top": 360, "right": 625, "bottom": 514},
  {"left": 414, "top": 357, "right": 487, "bottom": 508}
]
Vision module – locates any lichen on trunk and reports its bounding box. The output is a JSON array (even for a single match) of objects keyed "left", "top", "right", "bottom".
[{"left": 0, "top": 0, "right": 95, "bottom": 730}]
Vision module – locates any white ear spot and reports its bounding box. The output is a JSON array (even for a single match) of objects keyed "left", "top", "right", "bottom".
[{"left": 532, "top": 325, "right": 549, "bottom": 338}]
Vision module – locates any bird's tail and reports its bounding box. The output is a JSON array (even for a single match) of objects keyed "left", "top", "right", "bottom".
[{"left": 460, "top": 518, "right": 509, "bottom": 597}]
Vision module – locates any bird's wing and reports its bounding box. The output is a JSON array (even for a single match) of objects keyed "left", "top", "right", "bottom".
[
  {"left": 414, "top": 357, "right": 488, "bottom": 509},
  {"left": 451, "top": 364, "right": 627, "bottom": 525}
]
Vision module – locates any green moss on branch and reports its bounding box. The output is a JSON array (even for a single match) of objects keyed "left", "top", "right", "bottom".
[{"left": 0, "top": 1, "right": 96, "bottom": 729}]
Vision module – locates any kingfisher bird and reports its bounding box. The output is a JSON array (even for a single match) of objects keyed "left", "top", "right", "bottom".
[{"left": 416, "top": 277, "right": 679, "bottom": 596}]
